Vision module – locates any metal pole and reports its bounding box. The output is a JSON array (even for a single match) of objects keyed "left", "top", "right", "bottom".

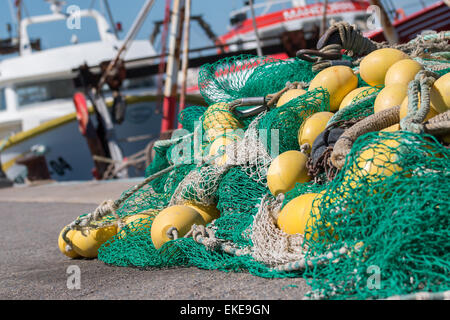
[
  {"left": 320, "top": 0, "right": 328, "bottom": 37},
  {"left": 16, "top": 0, "right": 22, "bottom": 55},
  {"left": 156, "top": 0, "right": 172, "bottom": 114},
  {"left": 369, "top": 0, "right": 399, "bottom": 44},
  {"left": 178, "top": 0, "right": 192, "bottom": 125},
  {"left": 161, "top": 0, "right": 185, "bottom": 132},
  {"left": 98, "top": 0, "right": 156, "bottom": 89},
  {"left": 248, "top": 0, "right": 263, "bottom": 56}
]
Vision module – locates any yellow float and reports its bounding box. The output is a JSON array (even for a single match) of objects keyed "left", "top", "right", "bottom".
[
  {"left": 308, "top": 65, "right": 358, "bottom": 111},
  {"left": 381, "top": 124, "right": 400, "bottom": 132},
  {"left": 298, "top": 111, "right": 334, "bottom": 150},
  {"left": 276, "top": 88, "right": 307, "bottom": 107},
  {"left": 384, "top": 59, "right": 423, "bottom": 87},
  {"left": 71, "top": 224, "right": 118, "bottom": 258},
  {"left": 359, "top": 48, "right": 410, "bottom": 86},
  {"left": 267, "top": 150, "right": 311, "bottom": 196},
  {"left": 373, "top": 83, "right": 408, "bottom": 113},
  {"left": 399, "top": 95, "right": 439, "bottom": 122},
  {"left": 430, "top": 72, "right": 450, "bottom": 113},
  {"left": 116, "top": 212, "right": 156, "bottom": 239},
  {"left": 185, "top": 202, "right": 221, "bottom": 224},
  {"left": 151, "top": 205, "right": 206, "bottom": 249},
  {"left": 208, "top": 134, "right": 241, "bottom": 166},
  {"left": 277, "top": 192, "right": 327, "bottom": 241},
  {"left": 347, "top": 139, "right": 402, "bottom": 187},
  {"left": 203, "top": 103, "right": 243, "bottom": 142},
  {"left": 58, "top": 227, "right": 81, "bottom": 259},
  {"left": 339, "top": 86, "right": 378, "bottom": 110}
]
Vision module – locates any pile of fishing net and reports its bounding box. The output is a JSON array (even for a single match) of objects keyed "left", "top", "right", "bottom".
[{"left": 59, "top": 26, "right": 450, "bottom": 300}]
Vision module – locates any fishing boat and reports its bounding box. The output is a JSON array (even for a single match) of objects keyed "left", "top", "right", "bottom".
[
  {"left": 217, "top": 0, "right": 450, "bottom": 56},
  {"left": 217, "top": 0, "right": 372, "bottom": 56},
  {"left": 0, "top": 1, "right": 203, "bottom": 184}
]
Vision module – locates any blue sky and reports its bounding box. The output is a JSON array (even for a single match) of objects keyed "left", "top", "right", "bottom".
[{"left": 0, "top": 0, "right": 440, "bottom": 61}]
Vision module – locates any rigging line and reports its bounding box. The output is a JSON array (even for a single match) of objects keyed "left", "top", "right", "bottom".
[
  {"left": 102, "top": 0, "right": 119, "bottom": 38},
  {"left": 248, "top": 0, "right": 263, "bottom": 56},
  {"left": 7, "top": 0, "right": 17, "bottom": 25}
]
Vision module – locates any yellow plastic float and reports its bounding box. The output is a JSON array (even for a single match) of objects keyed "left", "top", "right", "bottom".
[
  {"left": 430, "top": 72, "right": 450, "bottom": 113},
  {"left": 384, "top": 59, "right": 423, "bottom": 87},
  {"left": 150, "top": 205, "right": 206, "bottom": 249},
  {"left": 360, "top": 48, "right": 410, "bottom": 86},
  {"left": 277, "top": 193, "right": 324, "bottom": 240},
  {"left": 373, "top": 83, "right": 408, "bottom": 113},
  {"left": 267, "top": 150, "right": 311, "bottom": 196},
  {"left": 203, "top": 102, "right": 243, "bottom": 142},
  {"left": 339, "top": 86, "right": 378, "bottom": 110},
  {"left": 399, "top": 94, "right": 439, "bottom": 122},
  {"left": 208, "top": 134, "right": 241, "bottom": 166},
  {"left": 185, "top": 202, "right": 221, "bottom": 224},
  {"left": 298, "top": 111, "right": 334, "bottom": 150},
  {"left": 71, "top": 224, "right": 118, "bottom": 258},
  {"left": 308, "top": 65, "right": 358, "bottom": 111},
  {"left": 58, "top": 227, "right": 81, "bottom": 259},
  {"left": 276, "top": 88, "right": 307, "bottom": 107}
]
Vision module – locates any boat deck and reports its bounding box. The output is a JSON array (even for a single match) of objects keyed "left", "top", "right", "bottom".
[{"left": 0, "top": 179, "right": 309, "bottom": 300}]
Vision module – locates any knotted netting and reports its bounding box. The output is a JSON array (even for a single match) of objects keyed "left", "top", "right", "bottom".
[
  {"left": 301, "top": 131, "right": 450, "bottom": 300},
  {"left": 62, "top": 34, "right": 450, "bottom": 300}
]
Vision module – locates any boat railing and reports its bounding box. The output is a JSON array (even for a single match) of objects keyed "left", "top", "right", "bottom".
[{"left": 19, "top": 9, "right": 117, "bottom": 56}]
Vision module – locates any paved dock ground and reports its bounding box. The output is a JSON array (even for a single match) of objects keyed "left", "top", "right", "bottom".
[{"left": 0, "top": 179, "right": 310, "bottom": 300}]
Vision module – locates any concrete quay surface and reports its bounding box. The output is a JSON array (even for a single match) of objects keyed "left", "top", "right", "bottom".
[{"left": 0, "top": 179, "right": 310, "bottom": 300}]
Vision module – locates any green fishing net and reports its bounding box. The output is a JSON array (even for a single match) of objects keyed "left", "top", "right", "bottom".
[
  {"left": 198, "top": 54, "right": 315, "bottom": 106},
  {"left": 302, "top": 131, "right": 450, "bottom": 300},
  {"left": 327, "top": 85, "right": 383, "bottom": 127},
  {"left": 91, "top": 52, "right": 449, "bottom": 300},
  {"left": 257, "top": 88, "right": 330, "bottom": 155}
]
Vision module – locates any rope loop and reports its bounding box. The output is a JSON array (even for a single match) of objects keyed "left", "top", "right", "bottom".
[{"left": 400, "top": 70, "right": 440, "bottom": 133}]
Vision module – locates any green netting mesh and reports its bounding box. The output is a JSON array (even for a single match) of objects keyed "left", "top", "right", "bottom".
[
  {"left": 303, "top": 131, "right": 450, "bottom": 300},
  {"left": 198, "top": 54, "right": 316, "bottom": 105},
  {"left": 257, "top": 88, "right": 330, "bottom": 154},
  {"left": 327, "top": 85, "right": 383, "bottom": 127},
  {"left": 85, "top": 52, "right": 449, "bottom": 300},
  {"left": 178, "top": 105, "right": 207, "bottom": 132}
]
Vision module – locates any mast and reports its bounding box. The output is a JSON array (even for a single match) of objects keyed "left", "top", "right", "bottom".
[
  {"left": 248, "top": 0, "right": 263, "bottom": 56},
  {"left": 156, "top": 0, "right": 172, "bottom": 114},
  {"left": 16, "top": 0, "right": 22, "bottom": 55},
  {"left": 161, "top": 0, "right": 185, "bottom": 132},
  {"left": 320, "top": 0, "right": 328, "bottom": 37},
  {"left": 369, "top": 0, "right": 399, "bottom": 44},
  {"left": 98, "top": 0, "right": 156, "bottom": 89},
  {"left": 178, "top": 0, "right": 192, "bottom": 122}
]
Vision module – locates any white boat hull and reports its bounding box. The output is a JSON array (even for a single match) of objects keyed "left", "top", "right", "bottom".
[{"left": 1, "top": 96, "right": 202, "bottom": 183}]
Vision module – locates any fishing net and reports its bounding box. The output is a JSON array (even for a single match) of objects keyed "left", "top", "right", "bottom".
[
  {"left": 63, "top": 36, "right": 449, "bottom": 300},
  {"left": 198, "top": 54, "right": 315, "bottom": 106},
  {"left": 302, "top": 131, "right": 450, "bottom": 300}
]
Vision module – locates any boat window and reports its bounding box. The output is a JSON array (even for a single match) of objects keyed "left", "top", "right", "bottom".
[
  {"left": 230, "top": 12, "right": 247, "bottom": 26},
  {"left": 26, "top": 17, "right": 101, "bottom": 52},
  {"left": 0, "top": 88, "right": 6, "bottom": 111},
  {"left": 122, "top": 76, "right": 155, "bottom": 90},
  {"left": 15, "top": 79, "right": 76, "bottom": 107}
]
